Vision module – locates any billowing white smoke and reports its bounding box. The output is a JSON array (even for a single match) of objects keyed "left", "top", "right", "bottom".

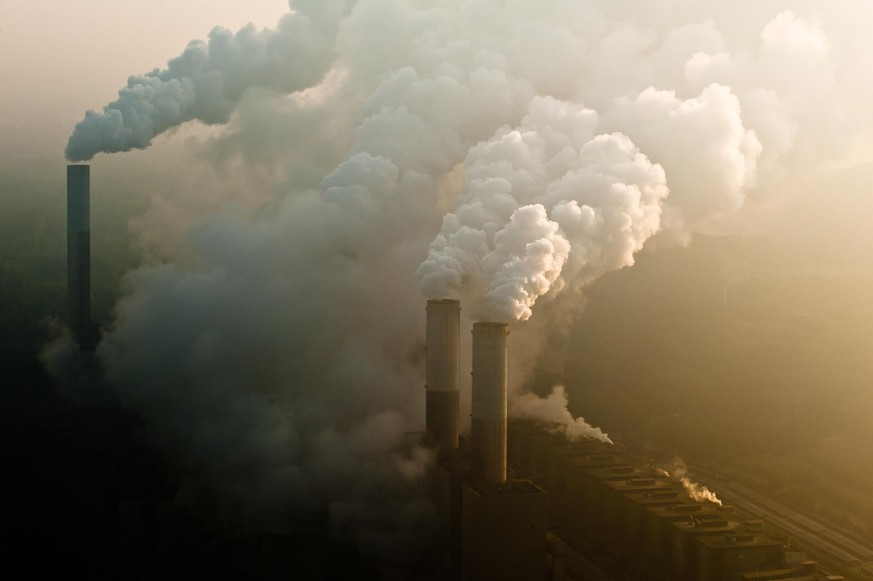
[
  {"left": 418, "top": 82, "right": 761, "bottom": 321},
  {"left": 65, "top": 0, "right": 354, "bottom": 162},
  {"left": 604, "top": 83, "right": 761, "bottom": 232},
  {"left": 512, "top": 385, "right": 612, "bottom": 444},
  {"left": 417, "top": 96, "right": 668, "bottom": 322},
  {"left": 55, "top": 0, "right": 872, "bottom": 561}
]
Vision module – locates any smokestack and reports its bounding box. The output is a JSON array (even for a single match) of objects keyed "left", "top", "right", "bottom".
[
  {"left": 67, "top": 165, "right": 91, "bottom": 343},
  {"left": 471, "top": 322, "right": 509, "bottom": 485},
  {"left": 426, "top": 299, "right": 461, "bottom": 452}
]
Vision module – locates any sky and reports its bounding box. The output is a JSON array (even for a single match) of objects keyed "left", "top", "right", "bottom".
[
  {"left": 9, "top": 0, "right": 873, "bottom": 559},
  {"left": 3, "top": 0, "right": 872, "bottom": 167},
  {"left": 0, "top": 0, "right": 289, "bottom": 161}
]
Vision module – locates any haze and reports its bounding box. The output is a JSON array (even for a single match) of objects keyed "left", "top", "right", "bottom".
[{"left": 3, "top": 1, "right": 873, "bottom": 578}]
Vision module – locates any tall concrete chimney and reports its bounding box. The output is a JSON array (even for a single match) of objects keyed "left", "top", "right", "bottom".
[
  {"left": 67, "top": 164, "right": 91, "bottom": 343},
  {"left": 471, "top": 322, "right": 509, "bottom": 485},
  {"left": 426, "top": 299, "right": 461, "bottom": 452}
]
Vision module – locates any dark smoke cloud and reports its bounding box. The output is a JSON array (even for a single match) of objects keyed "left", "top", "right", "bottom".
[{"left": 52, "top": 0, "right": 873, "bottom": 560}]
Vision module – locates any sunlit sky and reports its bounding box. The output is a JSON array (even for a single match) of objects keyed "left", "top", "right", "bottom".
[{"left": 0, "top": 0, "right": 289, "bottom": 160}]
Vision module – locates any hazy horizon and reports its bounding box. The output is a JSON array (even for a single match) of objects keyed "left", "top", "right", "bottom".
[{"left": 3, "top": 1, "right": 873, "bottom": 576}]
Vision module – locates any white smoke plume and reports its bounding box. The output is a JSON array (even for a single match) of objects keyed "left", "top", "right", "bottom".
[
  {"left": 417, "top": 96, "right": 669, "bottom": 322},
  {"left": 65, "top": 0, "right": 354, "bottom": 162},
  {"left": 417, "top": 81, "right": 762, "bottom": 321},
  {"left": 56, "top": 0, "right": 873, "bottom": 561},
  {"left": 657, "top": 460, "right": 723, "bottom": 506},
  {"left": 511, "top": 385, "right": 612, "bottom": 444}
]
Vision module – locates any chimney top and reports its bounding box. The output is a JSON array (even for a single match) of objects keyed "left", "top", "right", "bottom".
[
  {"left": 427, "top": 298, "right": 460, "bottom": 305},
  {"left": 472, "top": 322, "right": 509, "bottom": 335}
]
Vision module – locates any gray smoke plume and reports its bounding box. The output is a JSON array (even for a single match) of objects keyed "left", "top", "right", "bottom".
[{"left": 54, "top": 0, "right": 873, "bottom": 560}]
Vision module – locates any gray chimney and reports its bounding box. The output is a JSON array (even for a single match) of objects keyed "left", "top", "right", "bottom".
[
  {"left": 67, "top": 165, "right": 91, "bottom": 343},
  {"left": 471, "top": 322, "right": 509, "bottom": 485}
]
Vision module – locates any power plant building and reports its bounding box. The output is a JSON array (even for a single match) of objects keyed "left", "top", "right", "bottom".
[
  {"left": 425, "top": 299, "right": 461, "bottom": 453},
  {"left": 52, "top": 165, "right": 855, "bottom": 580},
  {"left": 646, "top": 503, "right": 718, "bottom": 560},
  {"left": 697, "top": 533, "right": 783, "bottom": 581},
  {"left": 406, "top": 296, "right": 849, "bottom": 580},
  {"left": 426, "top": 312, "right": 548, "bottom": 580},
  {"left": 421, "top": 302, "right": 797, "bottom": 581},
  {"left": 624, "top": 489, "right": 685, "bottom": 548},
  {"left": 461, "top": 480, "right": 548, "bottom": 581}
]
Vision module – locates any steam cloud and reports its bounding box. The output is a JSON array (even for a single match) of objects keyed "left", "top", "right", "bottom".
[{"left": 54, "top": 0, "right": 872, "bottom": 560}]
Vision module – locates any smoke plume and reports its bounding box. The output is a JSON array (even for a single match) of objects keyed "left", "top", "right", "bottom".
[
  {"left": 65, "top": 1, "right": 354, "bottom": 162},
  {"left": 57, "top": 0, "right": 873, "bottom": 560},
  {"left": 417, "top": 96, "right": 669, "bottom": 322},
  {"left": 658, "top": 460, "right": 723, "bottom": 506},
  {"left": 511, "top": 385, "right": 612, "bottom": 444}
]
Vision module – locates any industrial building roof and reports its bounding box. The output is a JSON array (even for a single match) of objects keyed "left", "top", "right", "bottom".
[
  {"left": 567, "top": 453, "right": 629, "bottom": 469},
  {"left": 646, "top": 503, "right": 707, "bottom": 518},
  {"left": 626, "top": 489, "right": 687, "bottom": 507},
  {"left": 671, "top": 516, "right": 744, "bottom": 536},
  {"left": 697, "top": 532, "right": 783, "bottom": 549},
  {"left": 603, "top": 477, "right": 674, "bottom": 494},
  {"left": 584, "top": 464, "right": 651, "bottom": 480}
]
